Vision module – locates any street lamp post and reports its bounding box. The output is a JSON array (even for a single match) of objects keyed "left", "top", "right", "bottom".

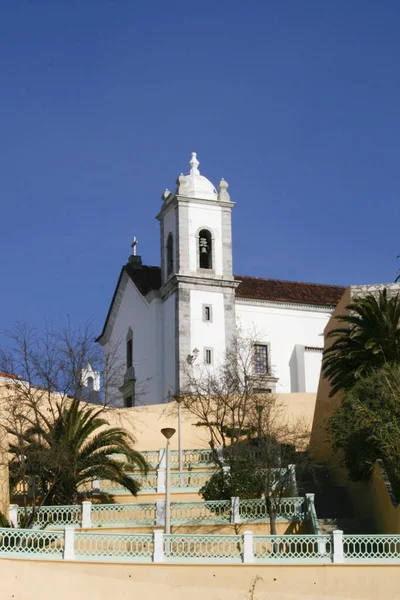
[
  {"left": 161, "top": 427, "right": 176, "bottom": 535},
  {"left": 174, "top": 396, "right": 183, "bottom": 472}
]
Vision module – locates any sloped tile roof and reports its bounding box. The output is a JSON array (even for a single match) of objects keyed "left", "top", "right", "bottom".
[
  {"left": 234, "top": 275, "right": 345, "bottom": 307},
  {"left": 97, "top": 264, "right": 345, "bottom": 341}
]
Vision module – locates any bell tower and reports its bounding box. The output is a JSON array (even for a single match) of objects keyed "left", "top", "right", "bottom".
[{"left": 157, "top": 153, "right": 237, "bottom": 399}]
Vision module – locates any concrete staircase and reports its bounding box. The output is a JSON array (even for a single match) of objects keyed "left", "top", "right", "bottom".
[{"left": 299, "top": 466, "right": 376, "bottom": 534}]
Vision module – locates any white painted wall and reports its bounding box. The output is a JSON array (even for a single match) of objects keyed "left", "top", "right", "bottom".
[
  {"left": 304, "top": 349, "right": 323, "bottom": 393},
  {"left": 162, "top": 206, "right": 176, "bottom": 283},
  {"left": 162, "top": 292, "right": 176, "bottom": 400},
  {"left": 235, "top": 300, "right": 331, "bottom": 393},
  {"left": 190, "top": 289, "right": 226, "bottom": 369},
  {"left": 187, "top": 203, "right": 223, "bottom": 276},
  {"left": 103, "top": 277, "right": 160, "bottom": 406}
]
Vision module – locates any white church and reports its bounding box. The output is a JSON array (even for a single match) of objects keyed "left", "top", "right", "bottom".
[{"left": 96, "top": 153, "right": 345, "bottom": 407}]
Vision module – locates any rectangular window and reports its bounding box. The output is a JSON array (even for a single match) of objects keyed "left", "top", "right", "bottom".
[
  {"left": 126, "top": 338, "right": 133, "bottom": 369},
  {"left": 254, "top": 344, "right": 269, "bottom": 374},
  {"left": 124, "top": 396, "right": 133, "bottom": 408},
  {"left": 204, "top": 348, "right": 213, "bottom": 365},
  {"left": 203, "top": 304, "right": 212, "bottom": 322}
]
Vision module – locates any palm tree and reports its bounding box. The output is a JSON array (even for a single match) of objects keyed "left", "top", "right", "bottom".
[
  {"left": 323, "top": 289, "right": 400, "bottom": 396},
  {"left": 9, "top": 399, "right": 148, "bottom": 508}
]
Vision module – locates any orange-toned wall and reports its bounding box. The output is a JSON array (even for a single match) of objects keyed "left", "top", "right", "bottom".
[
  {"left": 310, "top": 287, "right": 351, "bottom": 463},
  {"left": 83, "top": 520, "right": 309, "bottom": 536},
  {"left": 105, "top": 392, "right": 317, "bottom": 453},
  {"left": 2, "top": 559, "right": 400, "bottom": 600}
]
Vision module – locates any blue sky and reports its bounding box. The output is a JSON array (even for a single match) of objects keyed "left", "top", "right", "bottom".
[{"left": 1, "top": 1, "right": 399, "bottom": 334}]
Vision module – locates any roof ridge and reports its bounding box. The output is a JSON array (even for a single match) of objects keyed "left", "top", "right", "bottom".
[
  {"left": 137, "top": 264, "right": 345, "bottom": 289},
  {"left": 234, "top": 274, "right": 345, "bottom": 289}
]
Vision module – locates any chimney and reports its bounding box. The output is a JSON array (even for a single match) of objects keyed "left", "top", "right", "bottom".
[{"left": 128, "top": 254, "right": 142, "bottom": 269}]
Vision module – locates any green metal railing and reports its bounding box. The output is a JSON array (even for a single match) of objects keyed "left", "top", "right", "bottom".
[
  {"left": 74, "top": 532, "right": 153, "bottom": 561},
  {"left": 170, "top": 470, "right": 215, "bottom": 491},
  {"left": 170, "top": 500, "right": 231, "bottom": 524},
  {"left": 0, "top": 528, "right": 64, "bottom": 559},
  {"left": 15, "top": 497, "right": 307, "bottom": 529},
  {"left": 140, "top": 449, "right": 215, "bottom": 469},
  {"left": 164, "top": 533, "right": 243, "bottom": 562},
  {"left": 343, "top": 535, "right": 400, "bottom": 562},
  {"left": 253, "top": 534, "right": 332, "bottom": 562},
  {"left": 17, "top": 505, "right": 82, "bottom": 528},
  {"left": 91, "top": 503, "right": 157, "bottom": 527},
  {"left": 239, "top": 498, "right": 305, "bottom": 522},
  {"left": 98, "top": 472, "right": 158, "bottom": 494},
  {"left": 2, "top": 528, "right": 400, "bottom": 563}
]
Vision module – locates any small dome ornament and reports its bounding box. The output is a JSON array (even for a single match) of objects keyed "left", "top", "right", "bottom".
[
  {"left": 162, "top": 188, "right": 171, "bottom": 202},
  {"left": 174, "top": 153, "right": 218, "bottom": 200},
  {"left": 189, "top": 152, "right": 200, "bottom": 175},
  {"left": 218, "top": 177, "right": 230, "bottom": 202}
]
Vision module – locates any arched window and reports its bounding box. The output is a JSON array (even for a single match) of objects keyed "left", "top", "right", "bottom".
[
  {"left": 87, "top": 376, "right": 94, "bottom": 393},
  {"left": 166, "top": 233, "right": 174, "bottom": 276},
  {"left": 199, "top": 229, "right": 212, "bottom": 269}
]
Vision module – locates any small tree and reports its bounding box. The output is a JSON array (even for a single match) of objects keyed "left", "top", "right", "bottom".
[
  {"left": 178, "top": 333, "right": 309, "bottom": 534},
  {"left": 0, "top": 320, "right": 147, "bottom": 520},
  {"left": 7, "top": 399, "right": 148, "bottom": 526},
  {"left": 322, "top": 289, "right": 400, "bottom": 396},
  {"left": 328, "top": 364, "right": 400, "bottom": 499}
]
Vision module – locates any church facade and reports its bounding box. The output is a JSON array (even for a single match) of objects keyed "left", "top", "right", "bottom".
[{"left": 96, "top": 154, "right": 345, "bottom": 406}]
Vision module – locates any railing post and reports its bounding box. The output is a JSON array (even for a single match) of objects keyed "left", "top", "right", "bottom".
[
  {"left": 332, "top": 529, "right": 344, "bottom": 563},
  {"left": 92, "top": 479, "right": 100, "bottom": 493},
  {"left": 156, "top": 500, "right": 166, "bottom": 526},
  {"left": 243, "top": 530, "right": 254, "bottom": 563},
  {"left": 305, "top": 493, "right": 314, "bottom": 516},
  {"left": 153, "top": 529, "right": 164, "bottom": 562},
  {"left": 63, "top": 526, "right": 76, "bottom": 560},
  {"left": 157, "top": 468, "right": 166, "bottom": 493},
  {"left": 81, "top": 501, "right": 92, "bottom": 528},
  {"left": 8, "top": 504, "right": 18, "bottom": 528},
  {"left": 216, "top": 445, "right": 224, "bottom": 464},
  {"left": 231, "top": 497, "right": 240, "bottom": 524},
  {"left": 159, "top": 448, "right": 166, "bottom": 469},
  {"left": 288, "top": 464, "right": 298, "bottom": 495}
]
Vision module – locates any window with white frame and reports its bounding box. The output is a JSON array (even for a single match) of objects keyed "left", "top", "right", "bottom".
[
  {"left": 203, "top": 304, "right": 212, "bottom": 322},
  {"left": 198, "top": 229, "right": 212, "bottom": 269},
  {"left": 204, "top": 347, "right": 213, "bottom": 365},
  {"left": 126, "top": 330, "right": 133, "bottom": 370},
  {"left": 253, "top": 344, "right": 269, "bottom": 375}
]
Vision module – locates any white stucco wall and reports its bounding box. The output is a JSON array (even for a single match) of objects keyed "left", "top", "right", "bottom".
[
  {"left": 190, "top": 289, "right": 226, "bottom": 369},
  {"left": 103, "top": 277, "right": 160, "bottom": 406},
  {"left": 235, "top": 300, "right": 331, "bottom": 393},
  {"left": 162, "top": 293, "right": 176, "bottom": 400},
  {"left": 161, "top": 206, "right": 177, "bottom": 284},
  {"left": 304, "top": 348, "right": 323, "bottom": 393},
  {"left": 187, "top": 203, "right": 223, "bottom": 276}
]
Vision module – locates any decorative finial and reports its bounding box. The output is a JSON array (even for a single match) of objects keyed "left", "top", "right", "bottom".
[
  {"left": 189, "top": 152, "right": 200, "bottom": 175},
  {"left": 131, "top": 236, "right": 138, "bottom": 256},
  {"left": 218, "top": 178, "right": 230, "bottom": 201},
  {"left": 162, "top": 189, "right": 171, "bottom": 201}
]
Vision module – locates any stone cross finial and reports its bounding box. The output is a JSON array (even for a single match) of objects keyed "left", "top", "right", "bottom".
[
  {"left": 131, "top": 236, "right": 138, "bottom": 256},
  {"left": 189, "top": 152, "right": 200, "bottom": 175}
]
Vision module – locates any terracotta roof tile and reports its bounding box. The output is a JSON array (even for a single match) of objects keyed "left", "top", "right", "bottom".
[
  {"left": 234, "top": 275, "right": 345, "bottom": 307},
  {"left": 124, "top": 264, "right": 162, "bottom": 296},
  {"left": 97, "top": 264, "right": 345, "bottom": 341}
]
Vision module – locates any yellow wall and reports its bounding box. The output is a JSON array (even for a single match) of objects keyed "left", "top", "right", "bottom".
[
  {"left": 2, "top": 559, "right": 400, "bottom": 600},
  {"left": 310, "top": 288, "right": 351, "bottom": 463},
  {"left": 83, "top": 520, "right": 309, "bottom": 536},
  {"left": 105, "top": 392, "right": 317, "bottom": 453}
]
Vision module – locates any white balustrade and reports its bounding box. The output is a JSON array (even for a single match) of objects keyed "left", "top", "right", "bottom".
[
  {"left": 63, "top": 526, "right": 76, "bottom": 560},
  {"left": 332, "top": 529, "right": 344, "bottom": 564},
  {"left": 153, "top": 529, "right": 164, "bottom": 562},
  {"left": 81, "top": 501, "right": 92, "bottom": 528},
  {"left": 243, "top": 530, "right": 254, "bottom": 563}
]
